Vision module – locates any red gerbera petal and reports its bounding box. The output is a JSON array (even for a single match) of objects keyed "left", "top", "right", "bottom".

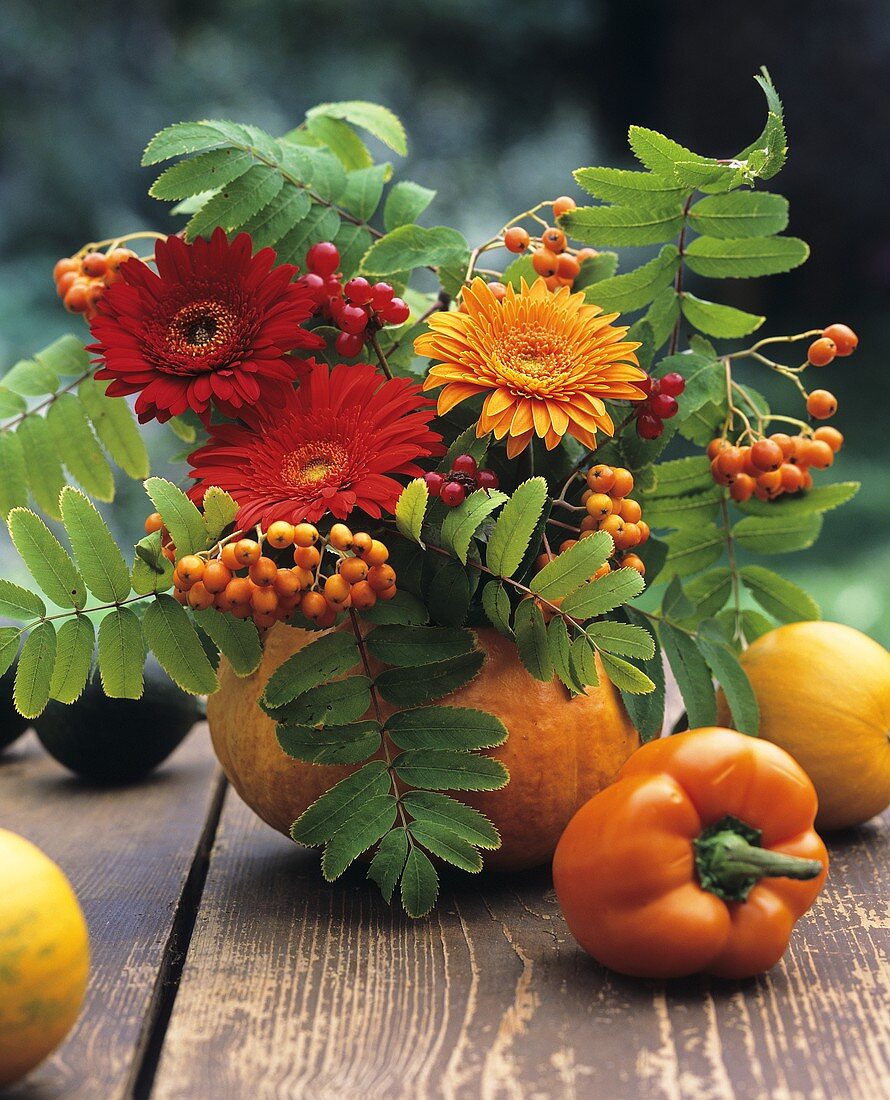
[
  {"left": 87, "top": 227, "right": 321, "bottom": 424},
  {"left": 186, "top": 360, "right": 445, "bottom": 529}
]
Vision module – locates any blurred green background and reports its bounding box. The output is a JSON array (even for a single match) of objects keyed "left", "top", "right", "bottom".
[{"left": 1, "top": 0, "right": 888, "bottom": 642}]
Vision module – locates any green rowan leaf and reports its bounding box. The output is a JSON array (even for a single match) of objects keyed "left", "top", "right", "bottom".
[
  {"left": 408, "top": 821, "right": 482, "bottom": 873},
  {"left": 684, "top": 235, "right": 809, "bottom": 278},
  {"left": 426, "top": 559, "right": 472, "bottom": 628},
  {"left": 237, "top": 188, "right": 312, "bottom": 249},
  {"left": 333, "top": 222, "right": 373, "bottom": 280},
  {"left": 149, "top": 147, "right": 254, "bottom": 200},
  {"left": 274, "top": 204, "right": 341, "bottom": 267},
  {"left": 740, "top": 565, "right": 820, "bottom": 623},
  {"left": 7, "top": 508, "right": 85, "bottom": 609},
  {"left": 186, "top": 164, "right": 284, "bottom": 238},
  {"left": 393, "top": 748, "right": 508, "bottom": 792},
  {"left": 627, "top": 125, "right": 705, "bottom": 176},
  {"left": 306, "top": 101, "right": 408, "bottom": 156},
  {"left": 339, "top": 164, "right": 389, "bottom": 221},
  {"left": 46, "top": 394, "right": 115, "bottom": 502},
  {"left": 395, "top": 478, "right": 428, "bottom": 543},
  {"left": 0, "top": 386, "right": 26, "bottom": 417},
  {"left": 270, "top": 676, "right": 371, "bottom": 727},
  {"left": 305, "top": 114, "right": 373, "bottom": 171},
  {"left": 0, "top": 628, "right": 20, "bottom": 679},
  {"left": 513, "top": 597, "right": 553, "bottom": 682},
  {"left": 642, "top": 486, "right": 723, "bottom": 531},
  {"left": 680, "top": 293, "right": 765, "bottom": 338},
  {"left": 375, "top": 649, "right": 485, "bottom": 707},
  {"left": 321, "top": 795, "right": 398, "bottom": 882},
  {"left": 60, "top": 488, "right": 131, "bottom": 602},
  {"left": 682, "top": 568, "right": 733, "bottom": 620},
  {"left": 570, "top": 635, "right": 599, "bottom": 688},
  {"left": 16, "top": 416, "right": 65, "bottom": 521},
  {"left": 582, "top": 245, "right": 679, "bottom": 312},
  {"left": 560, "top": 202, "right": 685, "bottom": 247},
  {"left": 733, "top": 513, "right": 823, "bottom": 554},
  {"left": 548, "top": 615, "right": 582, "bottom": 694},
  {"left": 485, "top": 477, "right": 548, "bottom": 578},
  {"left": 441, "top": 489, "right": 508, "bottom": 564},
  {"left": 130, "top": 532, "right": 174, "bottom": 596},
  {"left": 361, "top": 225, "right": 469, "bottom": 275},
  {"left": 573, "top": 166, "right": 687, "bottom": 205},
  {"left": 141, "top": 120, "right": 256, "bottom": 165},
  {"left": 97, "top": 607, "right": 145, "bottom": 699},
  {"left": 145, "top": 477, "right": 207, "bottom": 557},
  {"left": 35, "top": 334, "right": 90, "bottom": 377},
  {"left": 277, "top": 721, "right": 381, "bottom": 765},
  {"left": 201, "top": 486, "right": 239, "bottom": 541},
  {"left": 365, "top": 625, "right": 474, "bottom": 667},
  {"left": 193, "top": 607, "right": 262, "bottom": 676},
  {"left": 400, "top": 846, "right": 439, "bottom": 918},
  {"left": 142, "top": 594, "right": 218, "bottom": 695},
  {"left": 659, "top": 622, "right": 717, "bottom": 728},
  {"left": 620, "top": 607, "right": 665, "bottom": 741},
  {"left": 530, "top": 532, "right": 612, "bottom": 599},
  {"left": 645, "top": 454, "right": 712, "bottom": 498},
  {"left": 78, "top": 377, "right": 150, "bottom": 480},
  {"left": 292, "top": 760, "right": 392, "bottom": 845},
  {"left": 585, "top": 620, "right": 655, "bottom": 660},
  {"left": 481, "top": 581, "right": 513, "bottom": 636},
  {"left": 661, "top": 524, "right": 725, "bottom": 580},
  {"left": 14, "top": 622, "right": 56, "bottom": 718},
  {"left": 573, "top": 250, "right": 619, "bottom": 287},
  {"left": 0, "top": 432, "right": 29, "bottom": 519},
  {"left": 384, "top": 181, "right": 436, "bottom": 231},
  {"left": 697, "top": 635, "right": 759, "bottom": 735},
  {"left": 368, "top": 827, "right": 410, "bottom": 903},
  {"left": 2, "top": 357, "right": 59, "bottom": 397},
  {"left": 688, "top": 191, "right": 789, "bottom": 238},
  {"left": 49, "top": 617, "right": 95, "bottom": 704},
  {"left": 560, "top": 567, "right": 645, "bottom": 619},
  {"left": 598, "top": 651, "right": 655, "bottom": 695},
  {"left": 386, "top": 705, "right": 506, "bottom": 751},
  {"left": 0, "top": 579, "right": 46, "bottom": 621},
  {"left": 402, "top": 791, "right": 500, "bottom": 849}
]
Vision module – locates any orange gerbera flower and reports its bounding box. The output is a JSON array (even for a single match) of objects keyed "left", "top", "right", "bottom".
[{"left": 415, "top": 277, "right": 648, "bottom": 457}]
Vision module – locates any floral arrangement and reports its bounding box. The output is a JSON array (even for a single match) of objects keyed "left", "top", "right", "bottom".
[{"left": 0, "top": 71, "right": 862, "bottom": 917}]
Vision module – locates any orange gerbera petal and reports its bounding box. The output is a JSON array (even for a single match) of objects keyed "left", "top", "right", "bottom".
[{"left": 414, "top": 277, "right": 647, "bottom": 456}]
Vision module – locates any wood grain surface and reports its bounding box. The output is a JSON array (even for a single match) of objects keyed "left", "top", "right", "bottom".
[
  {"left": 1, "top": 727, "right": 222, "bottom": 1100},
  {"left": 151, "top": 794, "right": 890, "bottom": 1100}
]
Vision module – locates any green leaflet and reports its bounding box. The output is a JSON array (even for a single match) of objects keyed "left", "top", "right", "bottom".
[
  {"left": 306, "top": 101, "right": 408, "bottom": 156},
  {"left": 361, "top": 225, "right": 469, "bottom": 275},
  {"left": 401, "top": 791, "right": 500, "bottom": 849},
  {"left": 142, "top": 594, "right": 218, "bottom": 696},
  {"left": 560, "top": 202, "right": 685, "bottom": 248},
  {"left": 321, "top": 795, "right": 398, "bottom": 882},
  {"left": 16, "top": 415, "right": 65, "bottom": 521},
  {"left": 584, "top": 620, "right": 655, "bottom": 660},
  {"left": 262, "top": 631, "right": 359, "bottom": 709},
  {"left": 367, "top": 827, "right": 410, "bottom": 903},
  {"left": 306, "top": 115, "right": 373, "bottom": 171},
  {"left": 440, "top": 489, "right": 508, "bottom": 564},
  {"left": 7, "top": 508, "right": 85, "bottom": 609},
  {"left": 682, "top": 568, "right": 733, "bottom": 620},
  {"left": 333, "top": 222, "right": 373, "bottom": 280},
  {"left": 481, "top": 581, "right": 513, "bottom": 637},
  {"left": 572, "top": 166, "right": 687, "bottom": 206},
  {"left": 357, "top": 589, "right": 428, "bottom": 626},
  {"left": 0, "top": 579, "right": 46, "bottom": 621},
  {"left": 149, "top": 147, "right": 255, "bottom": 200},
  {"left": 570, "top": 635, "right": 599, "bottom": 688},
  {"left": 393, "top": 749, "right": 508, "bottom": 792},
  {"left": 408, "top": 822, "right": 482, "bottom": 873},
  {"left": 688, "top": 191, "right": 789, "bottom": 238},
  {"left": 425, "top": 559, "right": 472, "bottom": 628},
  {"left": 98, "top": 606, "right": 145, "bottom": 699},
  {"left": 277, "top": 722, "right": 381, "bottom": 766},
  {"left": 644, "top": 454, "right": 712, "bottom": 498},
  {"left": 45, "top": 394, "right": 115, "bottom": 502},
  {"left": 732, "top": 513, "right": 823, "bottom": 555},
  {"left": 513, "top": 597, "right": 553, "bottom": 683},
  {"left": 60, "top": 488, "right": 131, "bottom": 602},
  {"left": 620, "top": 608, "right": 666, "bottom": 741},
  {"left": 0, "top": 432, "right": 29, "bottom": 519},
  {"left": 661, "top": 524, "right": 725, "bottom": 581},
  {"left": 582, "top": 245, "right": 679, "bottom": 312},
  {"left": 186, "top": 164, "right": 284, "bottom": 239},
  {"left": 339, "top": 164, "right": 389, "bottom": 222},
  {"left": 655, "top": 353, "right": 725, "bottom": 422},
  {"left": 384, "top": 181, "right": 436, "bottom": 232},
  {"left": 395, "top": 478, "right": 428, "bottom": 543},
  {"left": 142, "top": 120, "right": 257, "bottom": 165},
  {"left": 573, "top": 251, "right": 619, "bottom": 287},
  {"left": 237, "top": 188, "right": 312, "bottom": 249},
  {"left": 292, "top": 760, "right": 392, "bottom": 845},
  {"left": 375, "top": 650, "right": 485, "bottom": 707},
  {"left": 548, "top": 616, "right": 582, "bottom": 694},
  {"left": 560, "top": 567, "right": 645, "bottom": 619},
  {"left": 740, "top": 566, "right": 820, "bottom": 623},
  {"left": 530, "top": 532, "right": 613, "bottom": 600},
  {"left": 14, "top": 621, "right": 56, "bottom": 718},
  {"left": 2, "top": 356, "right": 59, "bottom": 397},
  {"left": 627, "top": 125, "right": 705, "bottom": 177},
  {"left": 697, "top": 635, "right": 759, "bottom": 735},
  {"left": 78, "top": 377, "right": 149, "bottom": 480},
  {"left": 49, "top": 617, "right": 95, "bottom": 704},
  {"left": 598, "top": 651, "right": 655, "bottom": 695},
  {"left": 485, "top": 478, "right": 548, "bottom": 578},
  {"left": 642, "top": 486, "right": 723, "bottom": 531},
  {"left": 269, "top": 677, "right": 371, "bottom": 727},
  {"left": 659, "top": 622, "right": 717, "bottom": 728},
  {"left": 131, "top": 532, "right": 174, "bottom": 596},
  {"left": 680, "top": 293, "right": 765, "bottom": 339},
  {"left": 201, "top": 487, "right": 239, "bottom": 541},
  {"left": 274, "top": 205, "right": 341, "bottom": 267},
  {"left": 684, "top": 235, "right": 809, "bottom": 278},
  {"left": 193, "top": 608, "right": 263, "bottom": 676},
  {"left": 145, "top": 477, "right": 207, "bottom": 558},
  {"left": 400, "top": 846, "right": 439, "bottom": 919},
  {"left": 386, "top": 705, "right": 506, "bottom": 751},
  {"left": 365, "top": 625, "right": 474, "bottom": 668},
  {"left": 0, "top": 386, "right": 26, "bottom": 417},
  {"left": 0, "top": 628, "right": 20, "bottom": 679}
]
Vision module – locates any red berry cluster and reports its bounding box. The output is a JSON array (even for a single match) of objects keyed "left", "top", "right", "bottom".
[
  {"left": 296, "top": 242, "right": 410, "bottom": 358},
  {"left": 423, "top": 454, "right": 500, "bottom": 508},
  {"left": 634, "top": 372, "right": 686, "bottom": 439}
]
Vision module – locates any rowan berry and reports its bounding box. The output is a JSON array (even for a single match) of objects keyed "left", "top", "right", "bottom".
[
  {"left": 504, "top": 226, "right": 530, "bottom": 253},
  {"left": 779, "top": 463, "right": 805, "bottom": 493},
  {"left": 585, "top": 493, "right": 613, "bottom": 518},
  {"left": 222, "top": 577, "right": 252, "bottom": 606},
  {"left": 800, "top": 468, "right": 814, "bottom": 489},
  {"left": 368, "top": 564, "right": 397, "bottom": 592},
  {"left": 807, "top": 337, "right": 837, "bottom": 367},
  {"left": 756, "top": 469, "right": 783, "bottom": 496},
  {"left": 63, "top": 281, "right": 91, "bottom": 313},
  {"left": 338, "top": 557, "right": 368, "bottom": 584},
  {"left": 364, "top": 540, "right": 390, "bottom": 566},
  {"left": 162, "top": 545, "right": 177, "bottom": 563},
  {"left": 707, "top": 438, "right": 731, "bottom": 460},
  {"left": 266, "top": 521, "right": 295, "bottom": 549},
  {"left": 649, "top": 393, "right": 679, "bottom": 420},
  {"left": 716, "top": 446, "right": 746, "bottom": 478},
  {"left": 750, "top": 439, "right": 784, "bottom": 472},
  {"left": 220, "top": 543, "right": 242, "bottom": 571},
  {"left": 559, "top": 539, "right": 578, "bottom": 554},
  {"left": 659, "top": 372, "right": 686, "bottom": 397},
  {"left": 591, "top": 563, "right": 612, "bottom": 580},
  {"left": 822, "top": 323, "right": 858, "bottom": 356},
  {"left": 381, "top": 298, "right": 410, "bottom": 325},
  {"left": 769, "top": 433, "right": 795, "bottom": 459},
  {"left": 616, "top": 523, "right": 641, "bottom": 550},
  {"left": 610, "top": 468, "right": 634, "bottom": 498},
  {"left": 575, "top": 248, "right": 599, "bottom": 264},
  {"left": 322, "top": 574, "right": 350, "bottom": 606},
  {"left": 335, "top": 331, "right": 364, "bottom": 358},
  {"left": 105, "top": 247, "right": 137, "bottom": 275},
  {"left": 80, "top": 252, "right": 107, "bottom": 278},
  {"left": 711, "top": 457, "right": 733, "bottom": 486},
  {"left": 598, "top": 514, "right": 625, "bottom": 540},
  {"left": 556, "top": 253, "right": 581, "bottom": 280},
  {"left": 173, "top": 588, "right": 188, "bottom": 606},
  {"left": 53, "top": 257, "right": 79, "bottom": 282},
  {"left": 177, "top": 555, "right": 205, "bottom": 584},
  {"left": 144, "top": 512, "right": 164, "bottom": 535},
  {"left": 552, "top": 196, "right": 577, "bottom": 218},
  {"left": 813, "top": 425, "right": 844, "bottom": 453},
  {"left": 56, "top": 271, "right": 78, "bottom": 297},
  {"left": 292, "top": 566, "right": 315, "bottom": 591},
  {"left": 619, "top": 499, "right": 642, "bottom": 524},
  {"left": 249, "top": 556, "right": 278, "bottom": 587},
  {"left": 202, "top": 561, "right": 232, "bottom": 594},
  {"left": 251, "top": 586, "right": 279, "bottom": 615},
  {"left": 352, "top": 532, "right": 373, "bottom": 556},
  {"left": 234, "top": 539, "right": 262, "bottom": 566},
  {"left": 637, "top": 520, "right": 650, "bottom": 543},
  {"left": 804, "top": 439, "right": 834, "bottom": 469},
  {"left": 729, "top": 473, "right": 755, "bottom": 503},
  {"left": 636, "top": 412, "right": 664, "bottom": 440},
  {"left": 451, "top": 454, "right": 478, "bottom": 476},
  {"left": 293, "top": 523, "right": 319, "bottom": 547},
  {"left": 424, "top": 471, "right": 445, "bottom": 497},
  {"left": 254, "top": 610, "right": 280, "bottom": 630},
  {"left": 541, "top": 227, "right": 567, "bottom": 253},
  {"left": 475, "top": 469, "right": 500, "bottom": 491},
  {"left": 585, "top": 465, "right": 614, "bottom": 493},
  {"left": 534, "top": 552, "right": 555, "bottom": 573},
  {"left": 306, "top": 242, "right": 340, "bottom": 277},
  {"left": 327, "top": 523, "right": 354, "bottom": 551},
  {"left": 339, "top": 304, "right": 370, "bottom": 335},
  {"left": 487, "top": 281, "right": 508, "bottom": 301},
  {"left": 532, "top": 249, "right": 560, "bottom": 278},
  {"left": 187, "top": 581, "right": 214, "bottom": 611},
  {"left": 807, "top": 390, "right": 837, "bottom": 419},
  {"left": 350, "top": 580, "right": 378, "bottom": 610},
  {"left": 369, "top": 282, "right": 395, "bottom": 310},
  {"left": 620, "top": 553, "right": 646, "bottom": 576},
  {"left": 171, "top": 567, "right": 190, "bottom": 591},
  {"left": 579, "top": 515, "right": 599, "bottom": 532},
  {"left": 344, "top": 277, "right": 373, "bottom": 304},
  {"left": 441, "top": 481, "right": 466, "bottom": 507}
]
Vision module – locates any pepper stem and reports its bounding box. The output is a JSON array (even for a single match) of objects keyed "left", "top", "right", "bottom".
[{"left": 694, "top": 815, "right": 823, "bottom": 902}]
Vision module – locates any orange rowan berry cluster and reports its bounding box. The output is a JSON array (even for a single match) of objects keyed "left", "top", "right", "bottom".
[
  {"left": 53, "top": 248, "right": 138, "bottom": 320},
  {"left": 499, "top": 196, "right": 598, "bottom": 294},
  {"left": 806, "top": 323, "right": 858, "bottom": 367},
  {"left": 158, "top": 519, "right": 396, "bottom": 631},
  {"left": 707, "top": 426, "right": 844, "bottom": 502}
]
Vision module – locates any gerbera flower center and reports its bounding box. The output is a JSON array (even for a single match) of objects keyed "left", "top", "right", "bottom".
[
  {"left": 280, "top": 442, "right": 349, "bottom": 488},
  {"left": 167, "top": 300, "right": 238, "bottom": 357},
  {"left": 494, "top": 326, "right": 574, "bottom": 394}
]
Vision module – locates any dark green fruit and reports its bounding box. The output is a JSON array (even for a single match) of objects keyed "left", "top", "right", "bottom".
[
  {"left": 0, "top": 665, "right": 30, "bottom": 752},
  {"left": 34, "top": 661, "right": 202, "bottom": 784}
]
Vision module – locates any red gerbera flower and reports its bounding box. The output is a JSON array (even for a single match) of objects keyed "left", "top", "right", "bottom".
[
  {"left": 88, "top": 227, "right": 324, "bottom": 424},
  {"left": 186, "top": 359, "right": 445, "bottom": 528}
]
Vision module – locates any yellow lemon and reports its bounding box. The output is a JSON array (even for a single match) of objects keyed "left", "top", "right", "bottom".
[
  {"left": 717, "top": 621, "right": 890, "bottom": 831},
  {"left": 0, "top": 829, "right": 90, "bottom": 1088}
]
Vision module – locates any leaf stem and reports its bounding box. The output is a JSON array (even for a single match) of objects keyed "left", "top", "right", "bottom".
[
  {"left": 1, "top": 370, "right": 93, "bottom": 434},
  {"left": 668, "top": 194, "right": 694, "bottom": 356}
]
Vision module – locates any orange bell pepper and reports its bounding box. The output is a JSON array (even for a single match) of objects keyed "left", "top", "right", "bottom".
[{"left": 552, "top": 727, "right": 828, "bottom": 980}]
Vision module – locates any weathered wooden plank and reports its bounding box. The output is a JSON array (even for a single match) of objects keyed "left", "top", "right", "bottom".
[
  {"left": 1, "top": 726, "right": 222, "bottom": 1100},
  {"left": 151, "top": 786, "right": 889, "bottom": 1100}
]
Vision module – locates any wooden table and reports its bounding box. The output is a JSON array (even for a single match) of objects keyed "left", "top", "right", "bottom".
[{"left": 2, "top": 725, "right": 888, "bottom": 1100}]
